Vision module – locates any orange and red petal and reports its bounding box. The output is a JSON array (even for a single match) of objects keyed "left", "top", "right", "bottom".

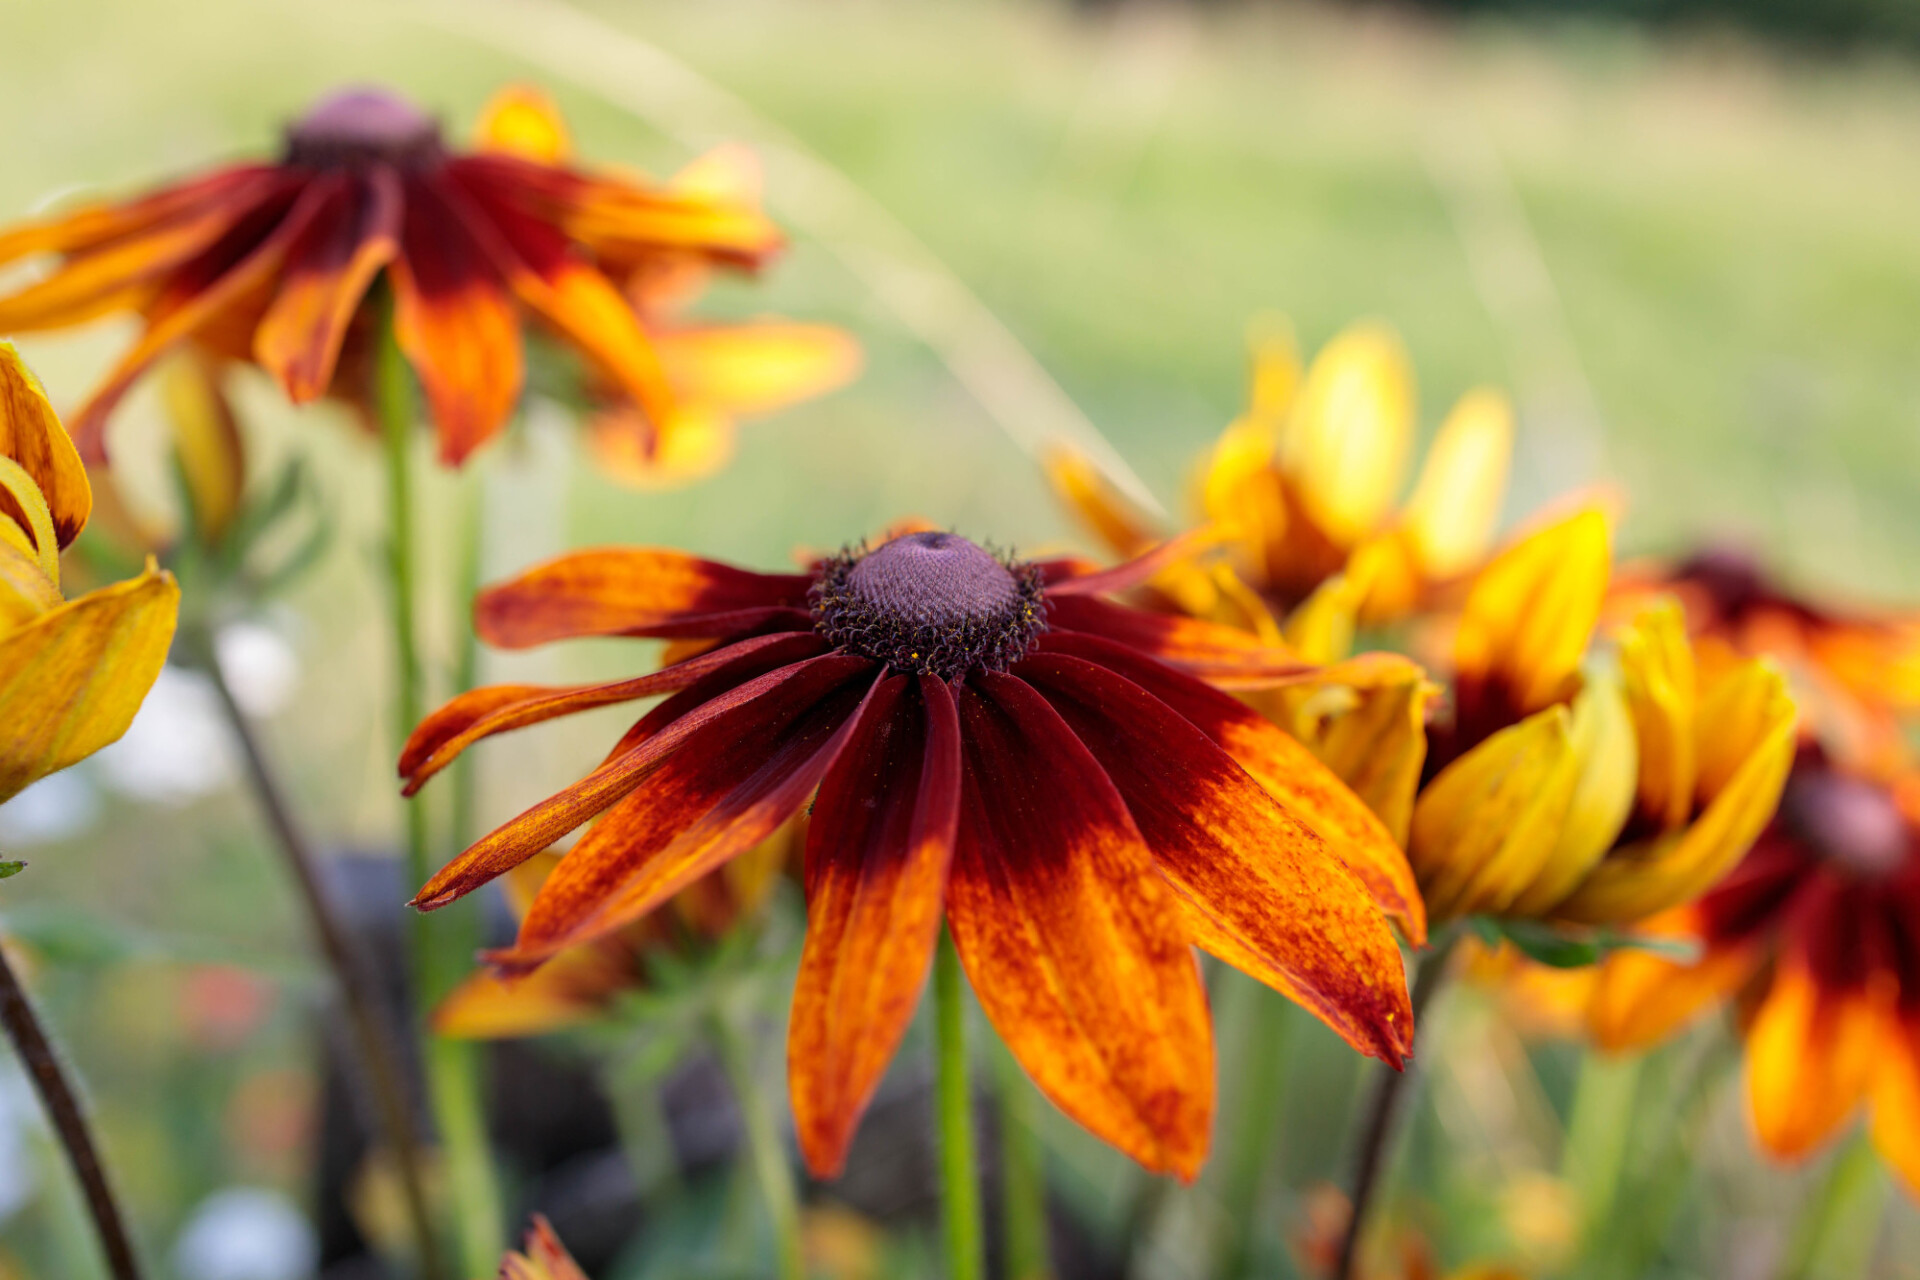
[
  {"left": 946, "top": 671, "right": 1215, "bottom": 1180},
  {"left": 1015, "top": 651, "right": 1414, "bottom": 1065},
  {"left": 1047, "top": 594, "right": 1310, "bottom": 688},
  {"left": 1745, "top": 957, "right": 1881, "bottom": 1161},
  {"left": 254, "top": 167, "right": 402, "bottom": 404},
  {"left": 1042, "top": 527, "right": 1223, "bottom": 600},
  {"left": 411, "top": 651, "right": 854, "bottom": 910},
  {"left": 399, "top": 631, "right": 828, "bottom": 794},
  {"left": 0, "top": 165, "right": 288, "bottom": 263},
  {"left": 1035, "top": 630, "right": 1425, "bottom": 945},
  {"left": 475, "top": 547, "right": 811, "bottom": 648},
  {"left": 495, "top": 657, "right": 880, "bottom": 964},
  {"left": 390, "top": 175, "right": 525, "bottom": 464},
  {"left": 789, "top": 673, "right": 961, "bottom": 1177}
]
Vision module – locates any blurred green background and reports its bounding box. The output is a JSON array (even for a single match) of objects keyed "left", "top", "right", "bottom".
[{"left": 2, "top": 0, "right": 1919, "bottom": 1276}]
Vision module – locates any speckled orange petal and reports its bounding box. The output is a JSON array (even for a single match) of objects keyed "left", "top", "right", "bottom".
[
  {"left": 0, "top": 344, "right": 90, "bottom": 549},
  {"left": 946, "top": 671, "right": 1214, "bottom": 1181},
  {"left": 0, "top": 561, "right": 178, "bottom": 803},
  {"left": 1033, "top": 630, "right": 1425, "bottom": 944},
  {"left": 1046, "top": 593, "right": 1310, "bottom": 687},
  {"left": 66, "top": 179, "right": 332, "bottom": 462},
  {"left": 1746, "top": 959, "right": 1879, "bottom": 1160},
  {"left": 1264, "top": 657, "right": 1434, "bottom": 850},
  {"left": 492, "top": 658, "right": 878, "bottom": 966},
  {"left": 1017, "top": 652, "right": 1414, "bottom": 1065},
  {"left": 254, "top": 168, "right": 401, "bottom": 404},
  {"left": 790, "top": 674, "right": 960, "bottom": 1177},
  {"left": 411, "top": 653, "right": 858, "bottom": 910},
  {"left": 400, "top": 632, "right": 827, "bottom": 794},
  {"left": 475, "top": 548, "right": 812, "bottom": 648},
  {"left": 389, "top": 175, "right": 524, "bottom": 465}
]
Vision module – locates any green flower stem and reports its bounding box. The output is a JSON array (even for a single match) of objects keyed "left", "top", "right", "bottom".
[
  {"left": 0, "top": 930, "right": 143, "bottom": 1280},
  {"left": 935, "top": 927, "right": 984, "bottom": 1280},
  {"left": 1560, "top": 1051, "right": 1641, "bottom": 1256},
  {"left": 1781, "top": 1130, "right": 1886, "bottom": 1280},
  {"left": 1215, "top": 978, "right": 1293, "bottom": 1279},
  {"left": 376, "top": 298, "right": 505, "bottom": 1274},
  {"left": 449, "top": 465, "right": 486, "bottom": 854},
  {"left": 195, "top": 635, "right": 442, "bottom": 1280},
  {"left": 709, "top": 1007, "right": 805, "bottom": 1280},
  {"left": 1335, "top": 930, "right": 1459, "bottom": 1280},
  {"left": 994, "top": 1043, "right": 1050, "bottom": 1280}
]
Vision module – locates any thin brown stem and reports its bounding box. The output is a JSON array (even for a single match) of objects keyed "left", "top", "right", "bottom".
[
  {"left": 1335, "top": 932, "right": 1459, "bottom": 1280},
  {"left": 0, "top": 937, "right": 143, "bottom": 1280},
  {"left": 197, "top": 634, "right": 446, "bottom": 1280}
]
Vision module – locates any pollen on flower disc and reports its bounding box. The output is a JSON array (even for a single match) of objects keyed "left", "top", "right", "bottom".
[
  {"left": 812, "top": 532, "right": 1046, "bottom": 680},
  {"left": 285, "top": 88, "right": 442, "bottom": 169}
]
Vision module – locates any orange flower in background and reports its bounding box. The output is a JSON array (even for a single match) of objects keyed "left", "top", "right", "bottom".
[
  {"left": 434, "top": 829, "right": 793, "bottom": 1039},
  {"left": 0, "top": 344, "right": 177, "bottom": 801},
  {"left": 471, "top": 87, "right": 861, "bottom": 489},
  {"left": 1585, "top": 747, "right": 1920, "bottom": 1197},
  {"left": 1048, "top": 317, "right": 1513, "bottom": 644},
  {"left": 401, "top": 528, "right": 1422, "bottom": 1179},
  {"left": 0, "top": 84, "right": 782, "bottom": 465},
  {"left": 498, "top": 1216, "right": 590, "bottom": 1280},
  {"left": 1408, "top": 508, "right": 1796, "bottom": 925}
]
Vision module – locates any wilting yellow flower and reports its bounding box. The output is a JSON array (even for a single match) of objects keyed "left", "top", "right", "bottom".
[
  {"left": 472, "top": 87, "right": 862, "bottom": 489},
  {"left": 1408, "top": 508, "right": 1795, "bottom": 925},
  {"left": 1048, "top": 316, "right": 1513, "bottom": 639},
  {"left": 0, "top": 344, "right": 177, "bottom": 802}
]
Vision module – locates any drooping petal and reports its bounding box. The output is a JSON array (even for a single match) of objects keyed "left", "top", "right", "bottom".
[
  {"left": 0, "top": 166, "right": 285, "bottom": 263},
  {"left": 411, "top": 652, "right": 860, "bottom": 910},
  {"left": 1278, "top": 321, "right": 1414, "bottom": 548},
  {"left": 0, "top": 344, "right": 90, "bottom": 549},
  {"left": 1453, "top": 507, "right": 1612, "bottom": 726},
  {"left": 1045, "top": 446, "right": 1161, "bottom": 560},
  {"left": 789, "top": 674, "right": 960, "bottom": 1177},
  {"left": 1401, "top": 386, "right": 1513, "bottom": 580},
  {"left": 434, "top": 934, "right": 640, "bottom": 1039},
  {"left": 1409, "top": 705, "right": 1580, "bottom": 921},
  {"left": 0, "top": 562, "right": 178, "bottom": 803},
  {"left": 158, "top": 353, "right": 246, "bottom": 546},
  {"left": 1746, "top": 958, "right": 1879, "bottom": 1160},
  {"left": 1554, "top": 660, "right": 1795, "bottom": 925},
  {"left": 0, "top": 202, "right": 239, "bottom": 333},
  {"left": 1016, "top": 652, "right": 1414, "bottom": 1064},
  {"left": 474, "top": 547, "right": 812, "bottom": 648},
  {"left": 389, "top": 175, "right": 525, "bottom": 464},
  {"left": 1871, "top": 1020, "right": 1920, "bottom": 1198},
  {"left": 1046, "top": 593, "right": 1310, "bottom": 687},
  {"left": 1615, "top": 599, "right": 1698, "bottom": 832},
  {"left": 945, "top": 671, "right": 1215, "bottom": 1180},
  {"left": 1034, "top": 630, "right": 1424, "bottom": 943},
  {"left": 254, "top": 168, "right": 402, "bottom": 404},
  {"left": 493, "top": 658, "right": 879, "bottom": 964},
  {"left": 655, "top": 322, "right": 863, "bottom": 418},
  {"left": 473, "top": 84, "right": 573, "bottom": 163},
  {"left": 67, "top": 178, "right": 332, "bottom": 462},
  {"left": 399, "top": 632, "right": 827, "bottom": 794}
]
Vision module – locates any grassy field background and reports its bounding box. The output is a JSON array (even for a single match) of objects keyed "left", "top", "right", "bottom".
[{"left": 2, "top": 0, "right": 1919, "bottom": 1274}]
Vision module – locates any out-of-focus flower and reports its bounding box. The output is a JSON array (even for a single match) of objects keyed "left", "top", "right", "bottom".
[
  {"left": 433, "top": 830, "right": 792, "bottom": 1039},
  {"left": 402, "top": 529, "right": 1419, "bottom": 1179},
  {"left": 1048, "top": 316, "right": 1512, "bottom": 639},
  {"left": 1615, "top": 546, "right": 1920, "bottom": 772},
  {"left": 468, "top": 87, "right": 862, "bottom": 488},
  {"left": 1408, "top": 509, "right": 1796, "bottom": 926},
  {"left": 498, "top": 1217, "right": 590, "bottom": 1280},
  {"left": 0, "top": 84, "right": 782, "bottom": 465},
  {"left": 1583, "top": 748, "right": 1920, "bottom": 1196},
  {"left": 0, "top": 344, "right": 177, "bottom": 802}
]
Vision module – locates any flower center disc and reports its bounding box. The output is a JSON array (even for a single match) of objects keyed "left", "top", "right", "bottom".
[
  {"left": 285, "top": 89, "right": 443, "bottom": 169},
  {"left": 812, "top": 532, "right": 1046, "bottom": 680},
  {"left": 1785, "top": 770, "right": 1910, "bottom": 879}
]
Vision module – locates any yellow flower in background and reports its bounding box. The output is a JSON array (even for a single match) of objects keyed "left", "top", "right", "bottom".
[
  {"left": 473, "top": 86, "right": 863, "bottom": 490},
  {"left": 1048, "top": 315, "right": 1513, "bottom": 643},
  {"left": 1408, "top": 508, "right": 1796, "bottom": 926},
  {"left": 0, "top": 343, "right": 177, "bottom": 803}
]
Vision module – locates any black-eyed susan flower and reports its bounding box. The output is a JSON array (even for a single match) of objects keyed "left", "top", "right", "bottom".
[
  {"left": 0, "top": 84, "right": 782, "bottom": 466},
  {"left": 470, "top": 87, "right": 862, "bottom": 490},
  {"left": 1048, "top": 317, "right": 1513, "bottom": 644},
  {"left": 1582, "top": 748, "right": 1920, "bottom": 1198},
  {"left": 1407, "top": 507, "right": 1796, "bottom": 926},
  {"left": 0, "top": 344, "right": 177, "bottom": 801},
  {"left": 400, "top": 528, "right": 1424, "bottom": 1179}
]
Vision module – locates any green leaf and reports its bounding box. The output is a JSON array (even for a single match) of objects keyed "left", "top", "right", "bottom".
[
  {"left": 1470, "top": 915, "right": 1707, "bottom": 969},
  {"left": 0, "top": 861, "right": 24, "bottom": 880}
]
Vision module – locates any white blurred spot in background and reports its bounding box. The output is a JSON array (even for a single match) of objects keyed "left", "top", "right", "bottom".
[
  {"left": 0, "top": 772, "right": 101, "bottom": 847},
  {"left": 171, "top": 1187, "right": 316, "bottom": 1280},
  {"left": 94, "top": 667, "right": 237, "bottom": 804},
  {"left": 214, "top": 621, "right": 300, "bottom": 718}
]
